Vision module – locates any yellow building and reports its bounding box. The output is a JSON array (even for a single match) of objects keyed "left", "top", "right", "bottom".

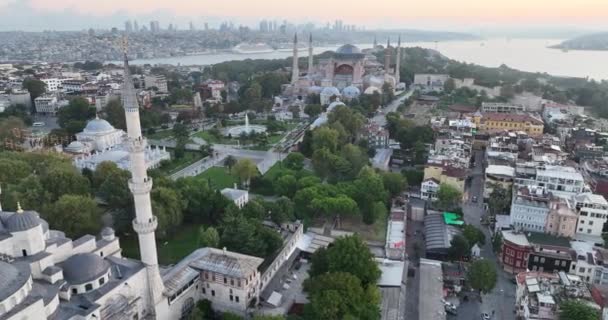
[
  {"left": 472, "top": 112, "right": 544, "bottom": 136},
  {"left": 423, "top": 164, "right": 467, "bottom": 193}
]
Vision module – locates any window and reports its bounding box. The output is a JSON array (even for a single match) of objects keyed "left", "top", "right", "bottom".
[
  {"left": 202, "top": 288, "right": 206, "bottom": 294},
  {"left": 235, "top": 296, "right": 240, "bottom": 303},
  {"left": 588, "top": 229, "right": 592, "bottom": 234},
  {"left": 72, "top": 288, "right": 78, "bottom": 294},
  {"left": 555, "top": 260, "right": 560, "bottom": 266},
  {"left": 589, "top": 221, "right": 594, "bottom": 225},
  {"left": 580, "top": 267, "right": 586, "bottom": 273},
  {"left": 238, "top": 280, "right": 241, "bottom": 287},
  {"left": 85, "top": 283, "right": 93, "bottom": 291},
  {"left": 540, "top": 257, "right": 545, "bottom": 263},
  {"left": 224, "top": 277, "right": 227, "bottom": 284},
  {"left": 211, "top": 290, "right": 215, "bottom": 297},
  {"left": 229, "top": 295, "right": 233, "bottom": 301},
  {"left": 100, "top": 251, "right": 104, "bottom": 257},
  {"left": 22, "top": 249, "right": 27, "bottom": 257},
  {"left": 534, "top": 256, "right": 539, "bottom": 262},
  {"left": 99, "top": 277, "right": 105, "bottom": 285},
  {"left": 562, "top": 261, "right": 567, "bottom": 267},
  {"left": 580, "top": 220, "right": 585, "bottom": 224},
  {"left": 230, "top": 279, "right": 234, "bottom": 286}
]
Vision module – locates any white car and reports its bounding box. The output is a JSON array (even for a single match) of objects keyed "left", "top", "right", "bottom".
[{"left": 32, "top": 122, "right": 45, "bottom": 127}]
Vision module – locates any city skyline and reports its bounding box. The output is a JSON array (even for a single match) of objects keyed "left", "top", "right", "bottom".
[{"left": 1, "top": 0, "right": 608, "bottom": 32}]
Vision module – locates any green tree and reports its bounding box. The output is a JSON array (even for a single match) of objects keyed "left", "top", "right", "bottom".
[
  {"left": 327, "top": 105, "right": 365, "bottom": 141},
  {"left": 444, "top": 78, "right": 456, "bottom": 93},
  {"left": 312, "top": 126, "right": 339, "bottom": 153},
  {"left": 448, "top": 234, "right": 470, "bottom": 261},
  {"left": 559, "top": 300, "right": 600, "bottom": 320},
  {"left": 283, "top": 152, "right": 305, "bottom": 171},
  {"left": 176, "top": 177, "right": 229, "bottom": 225},
  {"left": 102, "top": 99, "right": 126, "bottom": 130},
  {"left": 198, "top": 226, "right": 220, "bottom": 248},
  {"left": 436, "top": 183, "right": 462, "bottom": 210},
  {"left": 351, "top": 167, "right": 389, "bottom": 224},
  {"left": 22, "top": 78, "right": 46, "bottom": 106},
  {"left": 467, "top": 259, "right": 497, "bottom": 294},
  {"left": 232, "top": 159, "right": 259, "bottom": 187},
  {"left": 492, "top": 232, "right": 503, "bottom": 253},
  {"left": 151, "top": 187, "right": 184, "bottom": 238},
  {"left": 253, "top": 315, "right": 285, "bottom": 320},
  {"left": 0, "top": 158, "right": 31, "bottom": 184},
  {"left": 487, "top": 184, "right": 512, "bottom": 215},
  {"left": 269, "top": 197, "right": 295, "bottom": 225},
  {"left": 41, "top": 165, "right": 90, "bottom": 201},
  {"left": 304, "top": 272, "right": 380, "bottom": 320},
  {"left": 310, "top": 235, "right": 381, "bottom": 287},
  {"left": 462, "top": 224, "right": 486, "bottom": 247},
  {"left": 304, "top": 104, "right": 323, "bottom": 119},
  {"left": 98, "top": 168, "right": 132, "bottom": 212},
  {"left": 57, "top": 97, "right": 96, "bottom": 135},
  {"left": 45, "top": 195, "right": 101, "bottom": 238},
  {"left": 223, "top": 155, "right": 237, "bottom": 172},
  {"left": 275, "top": 174, "right": 298, "bottom": 198},
  {"left": 382, "top": 172, "right": 407, "bottom": 198}
]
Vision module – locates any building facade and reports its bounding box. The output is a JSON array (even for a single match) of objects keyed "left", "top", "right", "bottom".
[{"left": 510, "top": 186, "right": 552, "bottom": 233}]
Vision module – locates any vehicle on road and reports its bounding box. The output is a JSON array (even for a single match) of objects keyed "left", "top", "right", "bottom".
[
  {"left": 33, "top": 122, "right": 45, "bottom": 127},
  {"left": 472, "top": 196, "right": 478, "bottom": 203},
  {"left": 481, "top": 312, "right": 491, "bottom": 320}
]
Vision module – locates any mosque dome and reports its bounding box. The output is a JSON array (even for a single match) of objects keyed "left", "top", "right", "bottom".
[
  {"left": 0, "top": 261, "right": 31, "bottom": 303},
  {"left": 364, "top": 86, "right": 382, "bottom": 95},
  {"left": 335, "top": 44, "right": 362, "bottom": 55},
  {"left": 320, "top": 86, "right": 341, "bottom": 97},
  {"left": 65, "top": 141, "right": 87, "bottom": 153},
  {"left": 327, "top": 100, "right": 346, "bottom": 113},
  {"left": 83, "top": 118, "right": 115, "bottom": 134},
  {"left": 62, "top": 253, "right": 111, "bottom": 285},
  {"left": 342, "top": 86, "right": 361, "bottom": 99},
  {"left": 6, "top": 210, "right": 41, "bottom": 232}
]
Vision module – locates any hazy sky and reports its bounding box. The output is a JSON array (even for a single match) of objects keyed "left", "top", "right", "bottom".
[{"left": 1, "top": 0, "right": 607, "bottom": 31}]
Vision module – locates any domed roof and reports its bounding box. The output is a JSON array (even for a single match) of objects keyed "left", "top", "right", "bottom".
[
  {"left": 83, "top": 118, "right": 115, "bottom": 134},
  {"left": 62, "top": 253, "right": 111, "bottom": 285},
  {"left": 320, "top": 86, "right": 341, "bottom": 97},
  {"left": 101, "top": 227, "right": 115, "bottom": 237},
  {"left": 6, "top": 210, "right": 41, "bottom": 232},
  {"left": 364, "top": 86, "right": 382, "bottom": 95},
  {"left": 327, "top": 100, "right": 346, "bottom": 113},
  {"left": 65, "top": 141, "right": 87, "bottom": 153},
  {"left": 0, "top": 261, "right": 31, "bottom": 302},
  {"left": 335, "top": 44, "right": 362, "bottom": 55},
  {"left": 342, "top": 86, "right": 361, "bottom": 99}
]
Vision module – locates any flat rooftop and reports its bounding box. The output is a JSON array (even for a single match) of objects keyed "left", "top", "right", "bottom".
[{"left": 418, "top": 259, "right": 446, "bottom": 320}]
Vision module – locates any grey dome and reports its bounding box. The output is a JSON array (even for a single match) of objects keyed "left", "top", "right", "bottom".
[
  {"left": 335, "top": 44, "right": 361, "bottom": 55},
  {"left": 83, "top": 118, "right": 115, "bottom": 134},
  {"left": 65, "top": 141, "right": 87, "bottom": 153},
  {"left": 342, "top": 86, "right": 361, "bottom": 99},
  {"left": 62, "top": 253, "right": 111, "bottom": 285},
  {"left": 101, "top": 227, "right": 114, "bottom": 237},
  {"left": 321, "top": 86, "right": 341, "bottom": 97},
  {"left": 6, "top": 211, "right": 41, "bottom": 232},
  {"left": 0, "top": 261, "right": 31, "bottom": 302}
]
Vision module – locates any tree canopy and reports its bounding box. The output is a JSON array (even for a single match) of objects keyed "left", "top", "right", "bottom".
[
  {"left": 436, "top": 183, "right": 462, "bottom": 210},
  {"left": 467, "top": 259, "right": 498, "bottom": 294},
  {"left": 57, "top": 97, "right": 96, "bottom": 135},
  {"left": 559, "top": 300, "right": 600, "bottom": 320}
]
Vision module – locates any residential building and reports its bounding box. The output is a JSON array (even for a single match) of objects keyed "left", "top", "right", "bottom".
[
  {"left": 472, "top": 112, "right": 544, "bottom": 137},
  {"left": 526, "top": 232, "right": 574, "bottom": 274},
  {"left": 412, "top": 74, "right": 449, "bottom": 93},
  {"left": 500, "top": 230, "right": 532, "bottom": 274},
  {"left": 144, "top": 75, "right": 168, "bottom": 93},
  {"left": 421, "top": 178, "right": 440, "bottom": 201},
  {"left": 362, "top": 122, "right": 389, "bottom": 149},
  {"left": 423, "top": 163, "right": 467, "bottom": 194},
  {"left": 545, "top": 198, "right": 578, "bottom": 238},
  {"left": 34, "top": 95, "right": 64, "bottom": 114},
  {"left": 510, "top": 186, "right": 552, "bottom": 233},
  {"left": 515, "top": 165, "right": 587, "bottom": 199},
  {"left": 200, "top": 80, "right": 225, "bottom": 101},
  {"left": 481, "top": 102, "right": 525, "bottom": 113},
  {"left": 62, "top": 79, "right": 85, "bottom": 93},
  {"left": 41, "top": 78, "right": 62, "bottom": 92},
  {"left": 570, "top": 241, "right": 598, "bottom": 283},
  {"left": 574, "top": 193, "right": 608, "bottom": 238}
]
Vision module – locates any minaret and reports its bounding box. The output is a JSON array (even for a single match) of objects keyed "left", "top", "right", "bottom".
[
  {"left": 307, "top": 33, "right": 314, "bottom": 80},
  {"left": 120, "top": 39, "right": 165, "bottom": 312},
  {"left": 291, "top": 33, "right": 299, "bottom": 85},
  {"left": 384, "top": 37, "right": 391, "bottom": 73},
  {"left": 395, "top": 35, "right": 401, "bottom": 84},
  {"left": 373, "top": 36, "right": 377, "bottom": 48}
]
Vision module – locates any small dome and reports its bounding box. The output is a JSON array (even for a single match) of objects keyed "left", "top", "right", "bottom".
[
  {"left": 364, "top": 86, "right": 382, "bottom": 95},
  {"left": 62, "top": 253, "right": 111, "bottom": 285},
  {"left": 65, "top": 141, "right": 87, "bottom": 153},
  {"left": 327, "top": 101, "right": 346, "bottom": 113},
  {"left": 320, "top": 86, "right": 341, "bottom": 97},
  {"left": 0, "top": 261, "right": 31, "bottom": 302},
  {"left": 101, "top": 227, "right": 114, "bottom": 237},
  {"left": 335, "top": 44, "right": 362, "bottom": 55},
  {"left": 83, "top": 118, "right": 115, "bottom": 134},
  {"left": 6, "top": 211, "right": 41, "bottom": 232},
  {"left": 342, "top": 86, "right": 361, "bottom": 99}
]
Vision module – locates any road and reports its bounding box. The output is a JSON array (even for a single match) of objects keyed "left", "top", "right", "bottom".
[
  {"left": 457, "top": 150, "right": 516, "bottom": 320},
  {"left": 372, "top": 90, "right": 414, "bottom": 126}
]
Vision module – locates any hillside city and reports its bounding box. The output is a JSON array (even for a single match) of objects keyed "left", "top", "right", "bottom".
[{"left": 2, "top": 17, "right": 608, "bottom": 320}]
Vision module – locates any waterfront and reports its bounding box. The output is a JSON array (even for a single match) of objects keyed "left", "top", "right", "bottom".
[{"left": 127, "top": 38, "right": 608, "bottom": 80}]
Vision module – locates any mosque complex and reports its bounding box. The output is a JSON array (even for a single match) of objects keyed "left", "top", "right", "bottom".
[{"left": 283, "top": 33, "right": 404, "bottom": 105}]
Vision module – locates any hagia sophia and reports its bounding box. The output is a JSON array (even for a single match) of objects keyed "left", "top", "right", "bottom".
[{"left": 284, "top": 33, "right": 403, "bottom": 104}]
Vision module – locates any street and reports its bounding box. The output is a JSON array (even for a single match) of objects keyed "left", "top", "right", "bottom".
[
  {"left": 457, "top": 150, "right": 516, "bottom": 320},
  {"left": 372, "top": 90, "right": 413, "bottom": 126}
]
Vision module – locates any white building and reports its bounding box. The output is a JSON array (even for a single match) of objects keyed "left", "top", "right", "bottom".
[
  {"left": 41, "top": 78, "right": 63, "bottom": 92},
  {"left": 34, "top": 95, "right": 66, "bottom": 114},
  {"left": 412, "top": 74, "right": 449, "bottom": 93},
  {"left": 144, "top": 75, "right": 168, "bottom": 93},
  {"left": 570, "top": 241, "right": 598, "bottom": 283},
  {"left": 515, "top": 165, "right": 587, "bottom": 199},
  {"left": 481, "top": 102, "right": 525, "bottom": 113},
  {"left": 421, "top": 178, "right": 440, "bottom": 201},
  {"left": 221, "top": 186, "right": 250, "bottom": 209},
  {"left": 574, "top": 193, "right": 608, "bottom": 238},
  {"left": 510, "top": 186, "right": 552, "bottom": 233}
]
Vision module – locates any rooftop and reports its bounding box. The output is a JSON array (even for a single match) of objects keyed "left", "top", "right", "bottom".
[{"left": 527, "top": 232, "right": 571, "bottom": 248}]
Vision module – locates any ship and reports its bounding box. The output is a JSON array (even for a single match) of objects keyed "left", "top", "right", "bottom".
[
  {"left": 275, "top": 43, "right": 308, "bottom": 52},
  {"left": 232, "top": 43, "right": 275, "bottom": 54}
]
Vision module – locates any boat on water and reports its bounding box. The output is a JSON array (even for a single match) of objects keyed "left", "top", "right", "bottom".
[
  {"left": 275, "top": 44, "right": 308, "bottom": 52},
  {"left": 232, "top": 43, "right": 275, "bottom": 54}
]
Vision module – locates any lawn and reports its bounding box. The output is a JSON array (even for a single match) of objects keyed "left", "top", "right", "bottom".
[
  {"left": 339, "top": 215, "right": 388, "bottom": 243},
  {"left": 197, "top": 166, "right": 238, "bottom": 189},
  {"left": 159, "top": 150, "right": 205, "bottom": 174},
  {"left": 146, "top": 130, "right": 174, "bottom": 140},
  {"left": 121, "top": 224, "right": 202, "bottom": 265},
  {"left": 194, "top": 131, "right": 237, "bottom": 145}
]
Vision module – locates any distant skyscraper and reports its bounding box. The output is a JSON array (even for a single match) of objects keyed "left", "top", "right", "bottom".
[
  {"left": 134, "top": 20, "right": 139, "bottom": 33},
  {"left": 150, "top": 21, "right": 160, "bottom": 33},
  {"left": 125, "top": 20, "right": 133, "bottom": 33},
  {"left": 168, "top": 23, "right": 174, "bottom": 31},
  {"left": 204, "top": 22, "right": 209, "bottom": 31},
  {"left": 189, "top": 21, "right": 195, "bottom": 31}
]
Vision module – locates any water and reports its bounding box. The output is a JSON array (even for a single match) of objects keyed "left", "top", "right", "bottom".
[{"left": 127, "top": 38, "right": 608, "bottom": 80}]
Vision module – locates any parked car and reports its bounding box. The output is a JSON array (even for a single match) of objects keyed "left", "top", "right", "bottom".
[
  {"left": 472, "top": 196, "right": 478, "bottom": 203},
  {"left": 481, "top": 313, "right": 491, "bottom": 320}
]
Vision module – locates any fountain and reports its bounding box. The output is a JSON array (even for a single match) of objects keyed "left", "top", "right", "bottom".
[{"left": 225, "top": 114, "right": 267, "bottom": 137}]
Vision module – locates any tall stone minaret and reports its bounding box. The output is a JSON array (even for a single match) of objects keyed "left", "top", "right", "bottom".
[
  {"left": 307, "top": 33, "right": 314, "bottom": 79},
  {"left": 291, "top": 33, "right": 299, "bottom": 85},
  {"left": 121, "top": 40, "right": 165, "bottom": 313},
  {"left": 373, "top": 36, "right": 377, "bottom": 48},
  {"left": 384, "top": 37, "right": 391, "bottom": 73},
  {"left": 395, "top": 35, "right": 402, "bottom": 84}
]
